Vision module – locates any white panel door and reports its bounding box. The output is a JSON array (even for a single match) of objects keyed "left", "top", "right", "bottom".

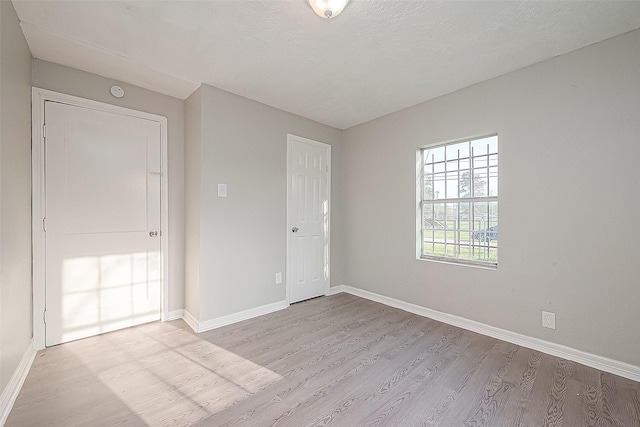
[
  {"left": 45, "top": 101, "right": 161, "bottom": 346},
  {"left": 287, "top": 135, "right": 330, "bottom": 303}
]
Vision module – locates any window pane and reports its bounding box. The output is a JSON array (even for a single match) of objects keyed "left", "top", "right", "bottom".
[
  {"left": 422, "top": 202, "right": 434, "bottom": 225},
  {"left": 424, "top": 146, "right": 445, "bottom": 164},
  {"left": 488, "top": 166, "right": 498, "bottom": 197},
  {"left": 446, "top": 159, "right": 459, "bottom": 172},
  {"left": 473, "top": 156, "right": 488, "bottom": 169},
  {"left": 488, "top": 201, "right": 498, "bottom": 226},
  {"left": 472, "top": 135, "right": 497, "bottom": 155},
  {"left": 446, "top": 142, "right": 468, "bottom": 160},
  {"left": 473, "top": 169, "right": 488, "bottom": 197},
  {"left": 424, "top": 173, "right": 434, "bottom": 199},
  {"left": 433, "top": 173, "right": 445, "bottom": 199},
  {"left": 459, "top": 171, "right": 471, "bottom": 198},
  {"left": 433, "top": 202, "right": 446, "bottom": 224},
  {"left": 446, "top": 171, "right": 459, "bottom": 199},
  {"left": 473, "top": 202, "right": 488, "bottom": 227},
  {"left": 432, "top": 243, "right": 445, "bottom": 257}
]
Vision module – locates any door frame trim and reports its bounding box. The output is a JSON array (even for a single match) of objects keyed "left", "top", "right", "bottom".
[
  {"left": 285, "top": 134, "right": 331, "bottom": 304},
  {"left": 31, "top": 87, "right": 170, "bottom": 349}
]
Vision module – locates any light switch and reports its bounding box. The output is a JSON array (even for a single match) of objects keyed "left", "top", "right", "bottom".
[{"left": 217, "top": 183, "right": 227, "bottom": 197}]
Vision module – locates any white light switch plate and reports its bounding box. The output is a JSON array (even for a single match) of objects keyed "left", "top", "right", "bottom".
[
  {"left": 217, "top": 183, "right": 227, "bottom": 197},
  {"left": 275, "top": 272, "right": 282, "bottom": 284}
]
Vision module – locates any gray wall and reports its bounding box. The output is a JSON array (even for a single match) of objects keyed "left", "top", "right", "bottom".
[
  {"left": 184, "top": 87, "right": 202, "bottom": 319},
  {"left": 32, "top": 59, "right": 186, "bottom": 313},
  {"left": 186, "top": 84, "right": 344, "bottom": 321},
  {"left": 0, "top": 0, "right": 33, "bottom": 392},
  {"left": 342, "top": 29, "right": 640, "bottom": 366}
]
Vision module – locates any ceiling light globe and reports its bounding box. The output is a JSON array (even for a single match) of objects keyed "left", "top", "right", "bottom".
[{"left": 308, "top": 0, "right": 350, "bottom": 19}]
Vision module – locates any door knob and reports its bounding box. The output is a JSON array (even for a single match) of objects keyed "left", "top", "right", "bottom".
[
  {"left": 149, "top": 230, "right": 159, "bottom": 238},
  {"left": 291, "top": 227, "right": 299, "bottom": 233}
]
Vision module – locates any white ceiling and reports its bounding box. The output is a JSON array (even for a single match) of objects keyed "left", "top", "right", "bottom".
[{"left": 12, "top": 0, "right": 640, "bottom": 129}]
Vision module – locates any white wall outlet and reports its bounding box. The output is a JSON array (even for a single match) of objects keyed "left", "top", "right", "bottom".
[
  {"left": 275, "top": 272, "right": 282, "bottom": 284},
  {"left": 217, "top": 183, "right": 227, "bottom": 197},
  {"left": 542, "top": 311, "right": 556, "bottom": 329}
]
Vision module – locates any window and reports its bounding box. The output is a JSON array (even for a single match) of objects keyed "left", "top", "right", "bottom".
[{"left": 419, "top": 134, "right": 498, "bottom": 267}]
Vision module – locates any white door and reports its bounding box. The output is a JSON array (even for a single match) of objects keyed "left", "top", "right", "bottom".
[
  {"left": 44, "top": 101, "right": 162, "bottom": 346},
  {"left": 287, "top": 135, "right": 330, "bottom": 303}
]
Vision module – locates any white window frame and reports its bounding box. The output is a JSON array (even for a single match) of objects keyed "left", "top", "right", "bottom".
[{"left": 416, "top": 134, "right": 498, "bottom": 268}]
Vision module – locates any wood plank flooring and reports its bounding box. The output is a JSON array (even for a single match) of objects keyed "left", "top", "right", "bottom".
[{"left": 7, "top": 294, "right": 640, "bottom": 426}]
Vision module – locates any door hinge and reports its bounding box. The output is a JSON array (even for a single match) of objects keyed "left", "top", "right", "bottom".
[
  {"left": 43, "top": 124, "right": 47, "bottom": 139},
  {"left": 43, "top": 310, "right": 47, "bottom": 324},
  {"left": 43, "top": 217, "right": 47, "bottom": 232}
]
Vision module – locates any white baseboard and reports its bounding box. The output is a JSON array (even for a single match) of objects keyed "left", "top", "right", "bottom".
[
  {"left": 326, "top": 285, "right": 345, "bottom": 296},
  {"left": 182, "top": 310, "right": 200, "bottom": 333},
  {"left": 183, "top": 300, "right": 290, "bottom": 334},
  {"left": 0, "top": 342, "right": 37, "bottom": 425},
  {"left": 165, "top": 309, "right": 184, "bottom": 321},
  {"left": 333, "top": 285, "right": 640, "bottom": 382}
]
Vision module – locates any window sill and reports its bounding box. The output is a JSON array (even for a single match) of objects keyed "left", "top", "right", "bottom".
[{"left": 417, "top": 256, "right": 498, "bottom": 270}]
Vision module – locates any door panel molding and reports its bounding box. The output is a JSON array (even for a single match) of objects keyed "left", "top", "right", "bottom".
[
  {"left": 286, "top": 134, "right": 331, "bottom": 304},
  {"left": 32, "top": 87, "right": 169, "bottom": 349}
]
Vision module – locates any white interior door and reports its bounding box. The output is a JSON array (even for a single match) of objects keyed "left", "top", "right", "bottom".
[
  {"left": 44, "top": 101, "right": 162, "bottom": 346},
  {"left": 287, "top": 135, "right": 330, "bottom": 304}
]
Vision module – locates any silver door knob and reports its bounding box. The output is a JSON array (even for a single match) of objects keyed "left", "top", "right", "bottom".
[
  {"left": 149, "top": 230, "right": 159, "bottom": 238},
  {"left": 291, "top": 227, "right": 299, "bottom": 233}
]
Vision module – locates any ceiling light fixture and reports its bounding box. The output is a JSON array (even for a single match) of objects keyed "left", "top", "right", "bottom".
[{"left": 308, "top": 0, "right": 350, "bottom": 19}]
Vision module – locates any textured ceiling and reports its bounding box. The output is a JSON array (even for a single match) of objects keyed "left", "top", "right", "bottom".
[{"left": 12, "top": 0, "right": 640, "bottom": 129}]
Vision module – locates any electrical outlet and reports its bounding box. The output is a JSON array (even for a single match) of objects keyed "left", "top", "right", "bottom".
[
  {"left": 542, "top": 311, "right": 556, "bottom": 329},
  {"left": 275, "top": 272, "right": 282, "bottom": 284}
]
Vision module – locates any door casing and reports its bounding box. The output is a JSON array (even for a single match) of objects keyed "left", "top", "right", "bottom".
[
  {"left": 31, "top": 87, "right": 169, "bottom": 349},
  {"left": 286, "top": 134, "right": 331, "bottom": 304}
]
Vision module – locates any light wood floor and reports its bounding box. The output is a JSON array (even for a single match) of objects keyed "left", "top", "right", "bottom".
[{"left": 7, "top": 294, "right": 640, "bottom": 426}]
